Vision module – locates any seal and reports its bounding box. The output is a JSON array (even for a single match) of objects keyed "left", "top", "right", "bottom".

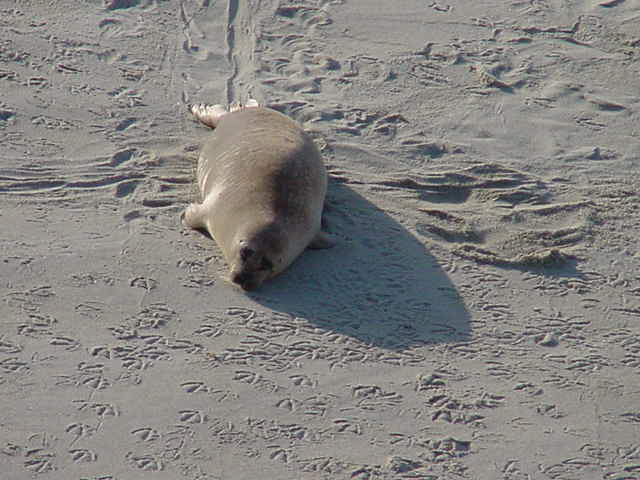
[{"left": 183, "top": 99, "right": 334, "bottom": 291}]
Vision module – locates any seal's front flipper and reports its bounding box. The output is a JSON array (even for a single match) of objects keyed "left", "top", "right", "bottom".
[
  {"left": 308, "top": 231, "right": 335, "bottom": 249},
  {"left": 182, "top": 203, "right": 207, "bottom": 230}
]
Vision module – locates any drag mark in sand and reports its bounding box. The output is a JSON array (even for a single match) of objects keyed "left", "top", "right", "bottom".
[
  {"left": 224, "top": 0, "right": 259, "bottom": 104},
  {"left": 225, "top": 0, "right": 239, "bottom": 104}
]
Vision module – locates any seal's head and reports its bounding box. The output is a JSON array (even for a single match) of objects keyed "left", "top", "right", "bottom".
[{"left": 229, "top": 223, "right": 288, "bottom": 291}]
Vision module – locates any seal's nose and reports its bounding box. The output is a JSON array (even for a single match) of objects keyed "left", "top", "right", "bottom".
[
  {"left": 231, "top": 272, "right": 247, "bottom": 285},
  {"left": 231, "top": 272, "right": 256, "bottom": 290},
  {"left": 239, "top": 246, "right": 254, "bottom": 261}
]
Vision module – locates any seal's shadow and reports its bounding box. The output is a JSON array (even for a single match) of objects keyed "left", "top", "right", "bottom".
[{"left": 248, "top": 177, "right": 471, "bottom": 350}]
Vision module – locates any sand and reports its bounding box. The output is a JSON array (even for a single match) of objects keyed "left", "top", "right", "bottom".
[{"left": 1, "top": 0, "right": 639, "bottom": 478}]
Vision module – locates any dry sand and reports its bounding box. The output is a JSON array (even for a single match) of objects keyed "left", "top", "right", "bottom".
[{"left": 1, "top": 0, "right": 640, "bottom": 478}]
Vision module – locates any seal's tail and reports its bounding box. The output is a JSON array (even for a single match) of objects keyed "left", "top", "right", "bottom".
[{"left": 189, "top": 99, "right": 260, "bottom": 129}]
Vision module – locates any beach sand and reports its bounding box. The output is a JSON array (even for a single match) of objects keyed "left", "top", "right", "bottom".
[{"left": 1, "top": 0, "right": 639, "bottom": 478}]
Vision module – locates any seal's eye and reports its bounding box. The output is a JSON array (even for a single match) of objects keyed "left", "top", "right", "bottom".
[{"left": 261, "top": 257, "right": 273, "bottom": 271}]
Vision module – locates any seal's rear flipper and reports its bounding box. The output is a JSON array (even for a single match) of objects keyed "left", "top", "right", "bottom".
[
  {"left": 190, "top": 99, "right": 261, "bottom": 129},
  {"left": 189, "top": 104, "right": 228, "bottom": 129},
  {"left": 230, "top": 98, "right": 260, "bottom": 113},
  {"left": 308, "top": 231, "right": 335, "bottom": 249}
]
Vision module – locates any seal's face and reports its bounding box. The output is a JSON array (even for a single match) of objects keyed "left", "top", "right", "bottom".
[
  {"left": 230, "top": 246, "right": 275, "bottom": 291},
  {"left": 229, "top": 225, "right": 286, "bottom": 290}
]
